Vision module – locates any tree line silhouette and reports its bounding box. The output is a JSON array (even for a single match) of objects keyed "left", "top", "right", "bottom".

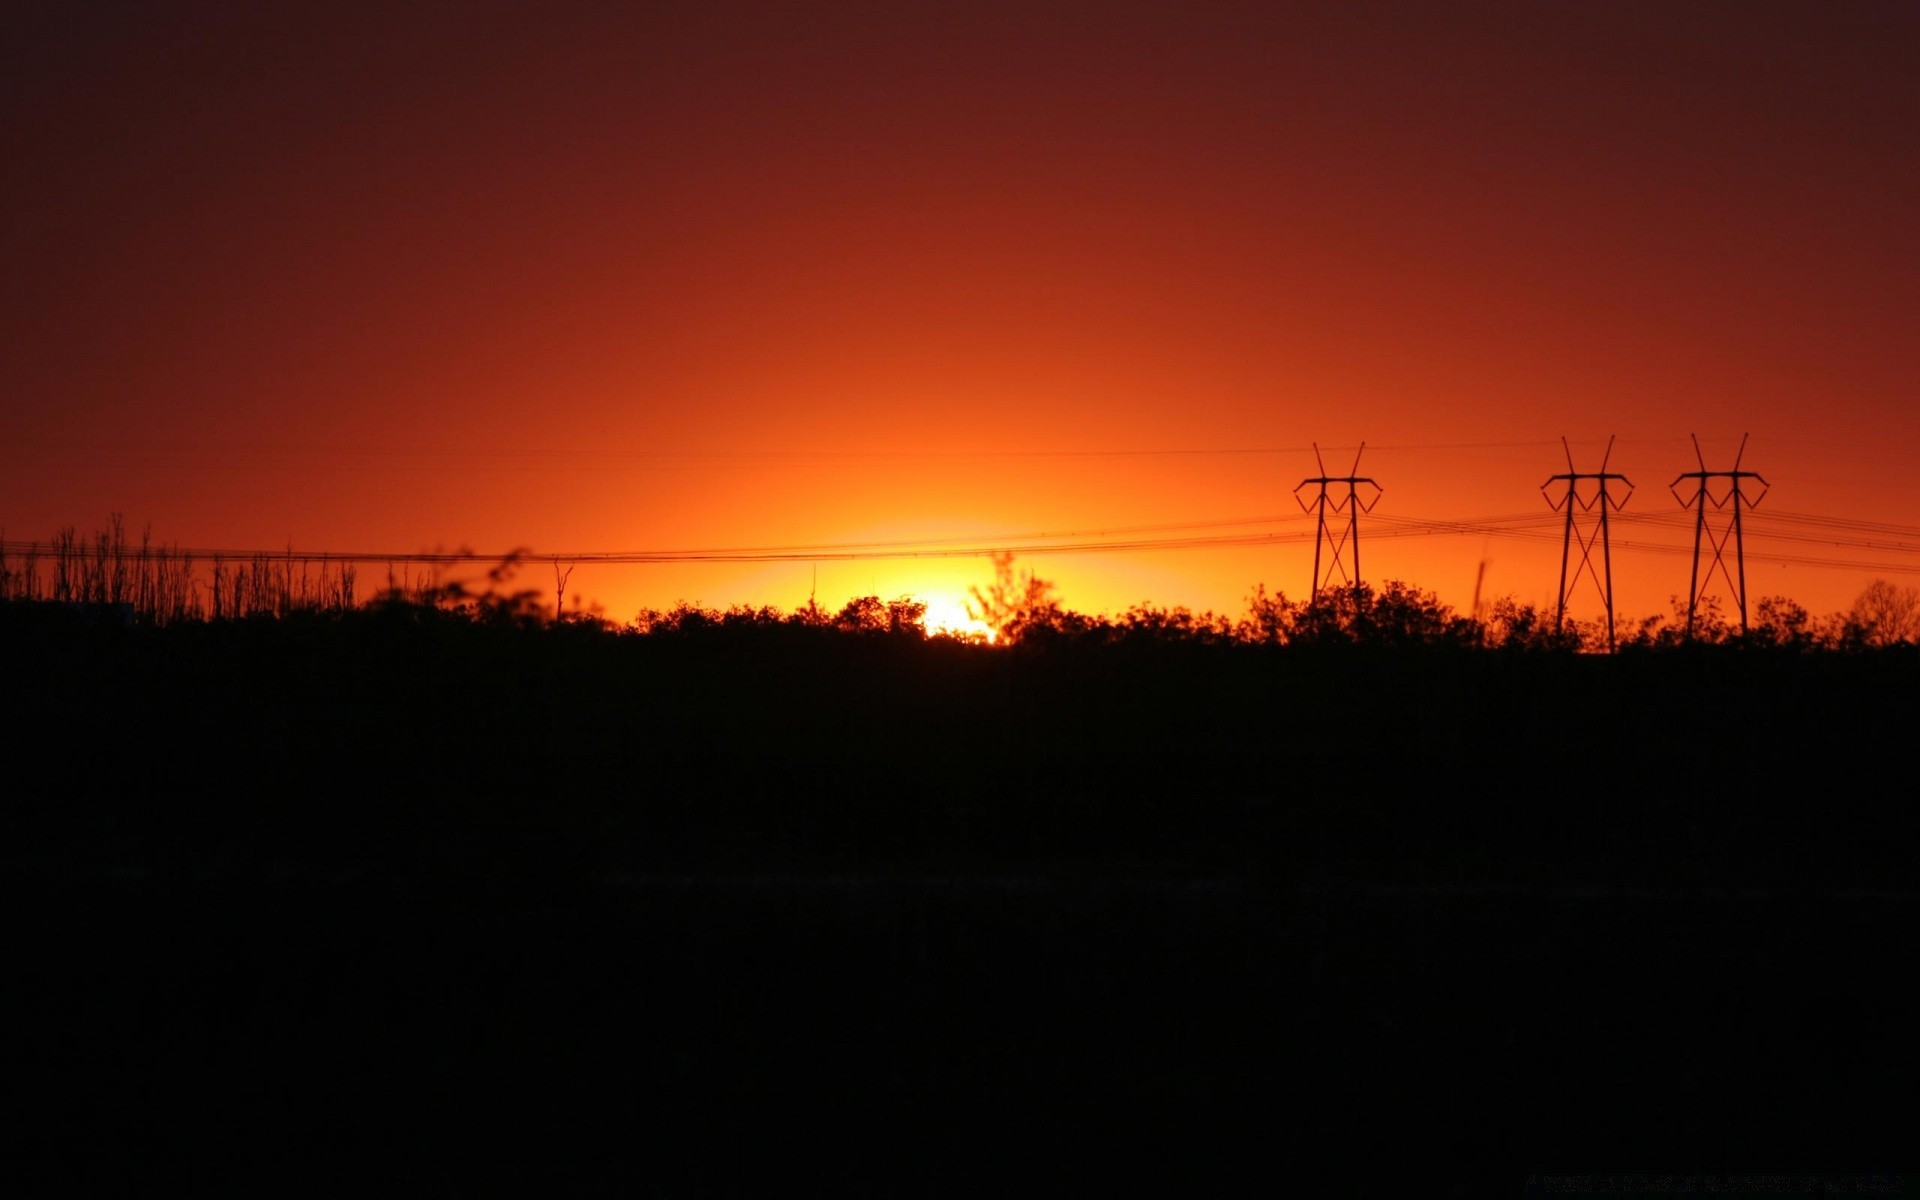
[{"left": 10, "top": 519, "right": 1918, "bottom": 652}]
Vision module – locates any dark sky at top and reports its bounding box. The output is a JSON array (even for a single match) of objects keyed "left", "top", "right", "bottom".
[{"left": 6, "top": 1, "right": 1916, "bottom": 621}]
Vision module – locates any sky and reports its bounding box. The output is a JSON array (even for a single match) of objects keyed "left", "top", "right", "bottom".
[{"left": 6, "top": 1, "right": 1917, "bottom": 630}]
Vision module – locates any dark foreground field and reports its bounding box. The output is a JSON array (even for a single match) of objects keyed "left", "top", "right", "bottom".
[{"left": 7, "top": 613, "right": 1916, "bottom": 1192}]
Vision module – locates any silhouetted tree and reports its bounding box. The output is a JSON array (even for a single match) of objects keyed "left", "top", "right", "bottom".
[
  {"left": 832, "top": 594, "right": 928, "bottom": 635},
  {"left": 886, "top": 595, "right": 928, "bottom": 636},
  {"left": 1743, "top": 595, "right": 1830, "bottom": 651},
  {"left": 967, "top": 553, "right": 1063, "bottom": 643},
  {"left": 721, "top": 603, "right": 785, "bottom": 629},
  {"left": 1849, "top": 579, "right": 1920, "bottom": 645},
  {"left": 789, "top": 593, "right": 831, "bottom": 627},
  {"left": 1288, "top": 581, "right": 1477, "bottom": 648},
  {"left": 1114, "top": 602, "right": 1235, "bottom": 645},
  {"left": 1236, "top": 583, "right": 1298, "bottom": 645},
  {"left": 631, "top": 601, "right": 718, "bottom": 635},
  {"left": 1480, "top": 597, "right": 1582, "bottom": 652},
  {"left": 835, "top": 595, "right": 889, "bottom": 632}
]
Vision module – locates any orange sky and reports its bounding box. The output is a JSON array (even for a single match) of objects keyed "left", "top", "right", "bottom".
[{"left": 6, "top": 2, "right": 1917, "bottom": 628}]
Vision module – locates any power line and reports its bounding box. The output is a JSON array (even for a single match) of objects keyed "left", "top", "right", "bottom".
[
  {"left": 7, "top": 437, "right": 1584, "bottom": 464},
  {"left": 8, "top": 504, "right": 1920, "bottom": 575}
]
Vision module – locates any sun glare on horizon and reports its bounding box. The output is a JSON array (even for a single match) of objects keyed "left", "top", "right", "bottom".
[{"left": 922, "top": 594, "right": 996, "bottom": 642}]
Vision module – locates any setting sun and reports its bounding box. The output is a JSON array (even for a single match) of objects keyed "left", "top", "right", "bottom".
[{"left": 921, "top": 594, "right": 995, "bottom": 642}]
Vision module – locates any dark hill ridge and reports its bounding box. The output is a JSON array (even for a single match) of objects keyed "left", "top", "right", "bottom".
[{"left": 6, "top": 614, "right": 1916, "bottom": 1190}]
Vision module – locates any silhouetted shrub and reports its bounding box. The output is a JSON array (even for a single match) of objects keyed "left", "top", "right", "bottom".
[
  {"left": 1479, "top": 597, "right": 1581, "bottom": 652},
  {"left": 1284, "top": 581, "right": 1479, "bottom": 649}
]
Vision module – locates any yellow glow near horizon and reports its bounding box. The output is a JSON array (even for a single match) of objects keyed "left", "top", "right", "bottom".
[{"left": 922, "top": 594, "right": 995, "bottom": 642}]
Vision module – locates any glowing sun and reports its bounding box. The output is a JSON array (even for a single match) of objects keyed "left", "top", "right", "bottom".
[{"left": 921, "top": 594, "right": 995, "bottom": 641}]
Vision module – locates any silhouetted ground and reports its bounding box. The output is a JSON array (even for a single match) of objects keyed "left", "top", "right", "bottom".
[{"left": 6, "top": 614, "right": 1916, "bottom": 1191}]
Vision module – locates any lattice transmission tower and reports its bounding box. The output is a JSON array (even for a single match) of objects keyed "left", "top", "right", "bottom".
[
  {"left": 1543, "top": 436, "right": 1633, "bottom": 650},
  {"left": 1294, "top": 442, "right": 1381, "bottom": 601},
  {"left": 1671, "top": 432, "right": 1768, "bottom": 638}
]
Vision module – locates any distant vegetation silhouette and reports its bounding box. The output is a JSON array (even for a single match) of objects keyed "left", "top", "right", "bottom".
[{"left": 4, "top": 517, "right": 1917, "bottom": 652}]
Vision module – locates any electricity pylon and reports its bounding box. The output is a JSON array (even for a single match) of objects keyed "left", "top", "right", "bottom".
[
  {"left": 1294, "top": 442, "right": 1381, "bottom": 601},
  {"left": 1670, "top": 432, "right": 1768, "bottom": 638},
  {"left": 1543, "top": 436, "right": 1633, "bottom": 650}
]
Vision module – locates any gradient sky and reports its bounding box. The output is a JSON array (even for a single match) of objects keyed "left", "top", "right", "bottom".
[{"left": 7, "top": 1, "right": 1917, "bottom": 628}]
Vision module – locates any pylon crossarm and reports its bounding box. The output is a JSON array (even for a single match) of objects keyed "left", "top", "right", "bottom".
[{"left": 1744, "top": 480, "right": 1769, "bottom": 508}]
